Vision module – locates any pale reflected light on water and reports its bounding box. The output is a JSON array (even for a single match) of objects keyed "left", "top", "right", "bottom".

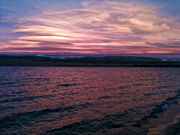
[{"left": 0, "top": 67, "right": 180, "bottom": 135}]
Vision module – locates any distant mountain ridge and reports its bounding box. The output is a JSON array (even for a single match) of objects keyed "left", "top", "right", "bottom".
[{"left": 0, "top": 55, "right": 180, "bottom": 67}]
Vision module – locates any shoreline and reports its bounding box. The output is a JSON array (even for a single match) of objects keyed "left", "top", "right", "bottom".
[
  {"left": 164, "top": 117, "right": 180, "bottom": 135},
  {"left": 148, "top": 116, "right": 180, "bottom": 135},
  {"left": 147, "top": 94, "right": 180, "bottom": 135}
]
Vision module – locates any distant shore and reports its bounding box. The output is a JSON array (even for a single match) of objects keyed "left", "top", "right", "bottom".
[{"left": 0, "top": 55, "right": 180, "bottom": 67}]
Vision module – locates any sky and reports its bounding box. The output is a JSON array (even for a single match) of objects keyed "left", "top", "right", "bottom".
[{"left": 0, "top": 0, "right": 180, "bottom": 58}]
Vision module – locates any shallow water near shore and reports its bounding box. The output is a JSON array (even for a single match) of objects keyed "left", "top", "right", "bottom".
[{"left": 0, "top": 67, "right": 180, "bottom": 135}]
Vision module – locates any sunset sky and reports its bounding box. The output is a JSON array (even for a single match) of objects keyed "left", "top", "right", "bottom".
[{"left": 0, "top": 0, "right": 180, "bottom": 57}]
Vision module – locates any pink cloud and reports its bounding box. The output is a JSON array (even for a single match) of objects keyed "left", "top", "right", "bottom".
[{"left": 1, "top": 0, "right": 180, "bottom": 55}]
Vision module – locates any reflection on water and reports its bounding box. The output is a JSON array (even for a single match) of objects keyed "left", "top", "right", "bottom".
[{"left": 0, "top": 67, "right": 180, "bottom": 135}]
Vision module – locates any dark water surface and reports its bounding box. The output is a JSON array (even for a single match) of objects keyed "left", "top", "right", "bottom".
[{"left": 0, "top": 67, "right": 180, "bottom": 135}]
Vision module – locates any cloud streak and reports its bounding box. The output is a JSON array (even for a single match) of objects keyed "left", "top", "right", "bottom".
[{"left": 1, "top": 0, "right": 180, "bottom": 56}]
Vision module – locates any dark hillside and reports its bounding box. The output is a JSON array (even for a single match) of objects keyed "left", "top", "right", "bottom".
[{"left": 0, "top": 55, "right": 180, "bottom": 67}]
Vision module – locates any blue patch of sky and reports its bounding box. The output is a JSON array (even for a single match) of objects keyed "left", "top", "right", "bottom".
[{"left": 135, "top": 0, "right": 180, "bottom": 17}]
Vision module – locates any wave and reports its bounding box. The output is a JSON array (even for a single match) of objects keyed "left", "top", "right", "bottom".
[
  {"left": 0, "top": 102, "right": 94, "bottom": 129},
  {"left": 43, "top": 112, "right": 128, "bottom": 135},
  {"left": 133, "top": 92, "right": 180, "bottom": 127},
  {"left": 43, "top": 91, "right": 180, "bottom": 135},
  {"left": 0, "top": 82, "right": 16, "bottom": 85},
  {"left": 0, "top": 94, "right": 55, "bottom": 103},
  {"left": 56, "top": 83, "right": 79, "bottom": 87},
  {"left": 1, "top": 89, "right": 180, "bottom": 135}
]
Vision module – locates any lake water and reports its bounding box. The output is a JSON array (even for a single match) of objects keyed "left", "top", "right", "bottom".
[{"left": 0, "top": 67, "right": 180, "bottom": 135}]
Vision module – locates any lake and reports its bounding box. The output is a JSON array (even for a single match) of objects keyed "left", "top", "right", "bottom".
[{"left": 0, "top": 67, "right": 180, "bottom": 135}]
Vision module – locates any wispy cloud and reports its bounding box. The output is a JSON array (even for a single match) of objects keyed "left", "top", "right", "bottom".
[{"left": 1, "top": 0, "right": 180, "bottom": 55}]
